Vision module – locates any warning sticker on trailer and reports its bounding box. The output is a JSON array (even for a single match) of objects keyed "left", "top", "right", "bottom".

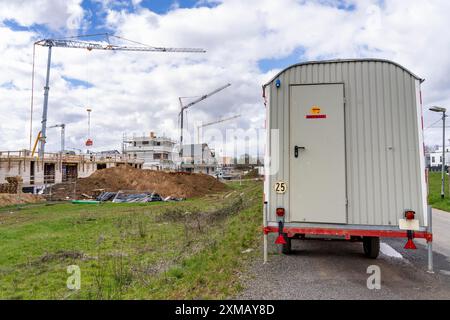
[{"left": 306, "top": 105, "right": 327, "bottom": 119}]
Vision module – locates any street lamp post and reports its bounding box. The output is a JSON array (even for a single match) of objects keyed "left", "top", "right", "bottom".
[{"left": 429, "top": 106, "right": 447, "bottom": 199}]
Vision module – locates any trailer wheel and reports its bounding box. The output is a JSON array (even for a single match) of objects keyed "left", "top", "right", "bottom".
[
  {"left": 281, "top": 235, "right": 291, "bottom": 254},
  {"left": 363, "top": 237, "right": 380, "bottom": 259}
]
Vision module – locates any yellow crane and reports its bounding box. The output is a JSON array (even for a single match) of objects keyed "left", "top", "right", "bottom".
[{"left": 31, "top": 131, "right": 41, "bottom": 157}]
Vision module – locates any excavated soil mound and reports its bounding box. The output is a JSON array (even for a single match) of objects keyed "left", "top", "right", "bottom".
[
  {"left": 49, "top": 167, "right": 227, "bottom": 200},
  {"left": 0, "top": 194, "right": 45, "bottom": 207}
]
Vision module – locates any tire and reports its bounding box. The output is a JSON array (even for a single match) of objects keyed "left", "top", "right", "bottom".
[
  {"left": 363, "top": 237, "right": 380, "bottom": 259},
  {"left": 281, "top": 235, "right": 292, "bottom": 254}
]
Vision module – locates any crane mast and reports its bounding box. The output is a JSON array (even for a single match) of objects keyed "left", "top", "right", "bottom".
[
  {"left": 179, "top": 83, "right": 231, "bottom": 151},
  {"left": 34, "top": 34, "right": 206, "bottom": 158}
]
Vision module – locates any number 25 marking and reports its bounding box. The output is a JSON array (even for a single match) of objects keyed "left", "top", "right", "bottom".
[{"left": 275, "top": 182, "right": 287, "bottom": 194}]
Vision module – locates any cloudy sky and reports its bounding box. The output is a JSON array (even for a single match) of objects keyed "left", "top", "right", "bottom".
[{"left": 1, "top": 0, "right": 450, "bottom": 156}]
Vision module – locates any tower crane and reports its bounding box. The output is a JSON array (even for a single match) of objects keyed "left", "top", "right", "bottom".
[
  {"left": 47, "top": 124, "right": 65, "bottom": 153},
  {"left": 196, "top": 114, "right": 241, "bottom": 144},
  {"left": 32, "top": 33, "right": 206, "bottom": 158},
  {"left": 179, "top": 83, "right": 231, "bottom": 150}
]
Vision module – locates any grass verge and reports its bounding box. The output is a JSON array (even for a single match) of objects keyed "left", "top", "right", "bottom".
[
  {"left": 428, "top": 171, "right": 450, "bottom": 212},
  {"left": 0, "top": 180, "right": 262, "bottom": 299}
]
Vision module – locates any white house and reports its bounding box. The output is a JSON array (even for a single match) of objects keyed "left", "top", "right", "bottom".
[
  {"left": 123, "top": 132, "right": 177, "bottom": 170},
  {"left": 427, "top": 146, "right": 450, "bottom": 168}
]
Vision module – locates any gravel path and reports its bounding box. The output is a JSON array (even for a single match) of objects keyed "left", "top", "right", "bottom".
[{"left": 237, "top": 234, "right": 450, "bottom": 300}]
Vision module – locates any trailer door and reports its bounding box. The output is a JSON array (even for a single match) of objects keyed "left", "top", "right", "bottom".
[{"left": 289, "top": 83, "right": 346, "bottom": 223}]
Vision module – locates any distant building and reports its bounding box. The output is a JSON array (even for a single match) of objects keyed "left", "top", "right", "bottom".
[
  {"left": 218, "top": 156, "right": 234, "bottom": 167},
  {"left": 123, "top": 132, "right": 177, "bottom": 170},
  {"left": 426, "top": 146, "right": 450, "bottom": 170},
  {"left": 180, "top": 143, "right": 217, "bottom": 174},
  {"left": 425, "top": 153, "right": 431, "bottom": 168},
  {"left": 92, "top": 150, "right": 121, "bottom": 157}
]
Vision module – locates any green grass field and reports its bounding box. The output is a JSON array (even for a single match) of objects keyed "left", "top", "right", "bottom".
[
  {"left": 428, "top": 171, "right": 450, "bottom": 212},
  {"left": 0, "top": 181, "right": 263, "bottom": 299}
]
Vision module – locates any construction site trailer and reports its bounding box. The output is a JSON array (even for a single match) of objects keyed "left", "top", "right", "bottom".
[{"left": 262, "top": 59, "right": 433, "bottom": 265}]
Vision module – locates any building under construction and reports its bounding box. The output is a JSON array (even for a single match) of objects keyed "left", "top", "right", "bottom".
[
  {"left": 5, "top": 33, "right": 205, "bottom": 192},
  {"left": 0, "top": 150, "right": 143, "bottom": 192},
  {"left": 180, "top": 143, "right": 217, "bottom": 174},
  {"left": 123, "top": 132, "right": 178, "bottom": 170}
]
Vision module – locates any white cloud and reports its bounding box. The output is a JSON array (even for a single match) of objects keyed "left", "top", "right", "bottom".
[
  {"left": 1, "top": 0, "right": 450, "bottom": 155},
  {"left": 0, "top": 0, "right": 85, "bottom": 31}
]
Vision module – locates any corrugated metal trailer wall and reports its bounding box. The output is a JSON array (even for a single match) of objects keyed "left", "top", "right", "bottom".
[{"left": 264, "top": 59, "right": 426, "bottom": 227}]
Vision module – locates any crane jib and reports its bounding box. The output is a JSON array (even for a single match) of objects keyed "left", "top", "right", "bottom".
[{"left": 34, "top": 39, "right": 206, "bottom": 53}]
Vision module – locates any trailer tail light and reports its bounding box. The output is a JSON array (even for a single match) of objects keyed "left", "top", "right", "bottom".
[
  {"left": 404, "top": 210, "right": 415, "bottom": 220},
  {"left": 276, "top": 208, "right": 285, "bottom": 217}
]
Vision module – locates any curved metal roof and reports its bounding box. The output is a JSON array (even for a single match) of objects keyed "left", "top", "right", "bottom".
[{"left": 263, "top": 58, "right": 424, "bottom": 88}]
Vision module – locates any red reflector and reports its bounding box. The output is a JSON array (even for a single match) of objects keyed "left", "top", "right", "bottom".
[
  {"left": 404, "top": 239, "right": 417, "bottom": 250},
  {"left": 405, "top": 211, "right": 415, "bottom": 220},
  {"left": 275, "top": 234, "right": 287, "bottom": 245},
  {"left": 306, "top": 115, "right": 326, "bottom": 119},
  {"left": 276, "top": 208, "right": 285, "bottom": 217}
]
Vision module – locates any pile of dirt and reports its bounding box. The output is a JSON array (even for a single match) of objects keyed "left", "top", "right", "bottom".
[
  {"left": 0, "top": 176, "right": 23, "bottom": 194},
  {"left": 0, "top": 193, "right": 45, "bottom": 207},
  {"left": 48, "top": 167, "right": 227, "bottom": 200}
]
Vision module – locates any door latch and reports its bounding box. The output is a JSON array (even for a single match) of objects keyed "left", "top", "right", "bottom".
[{"left": 294, "top": 146, "right": 305, "bottom": 158}]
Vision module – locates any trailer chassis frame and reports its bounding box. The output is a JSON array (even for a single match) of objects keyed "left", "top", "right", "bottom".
[
  {"left": 263, "top": 225, "right": 432, "bottom": 242},
  {"left": 262, "top": 203, "right": 434, "bottom": 273}
]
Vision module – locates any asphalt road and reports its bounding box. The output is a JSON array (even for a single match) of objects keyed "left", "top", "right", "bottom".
[
  {"left": 432, "top": 209, "right": 450, "bottom": 258},
  {"left": 238, "top": 210, "right": 450, "bottom": 300}
]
